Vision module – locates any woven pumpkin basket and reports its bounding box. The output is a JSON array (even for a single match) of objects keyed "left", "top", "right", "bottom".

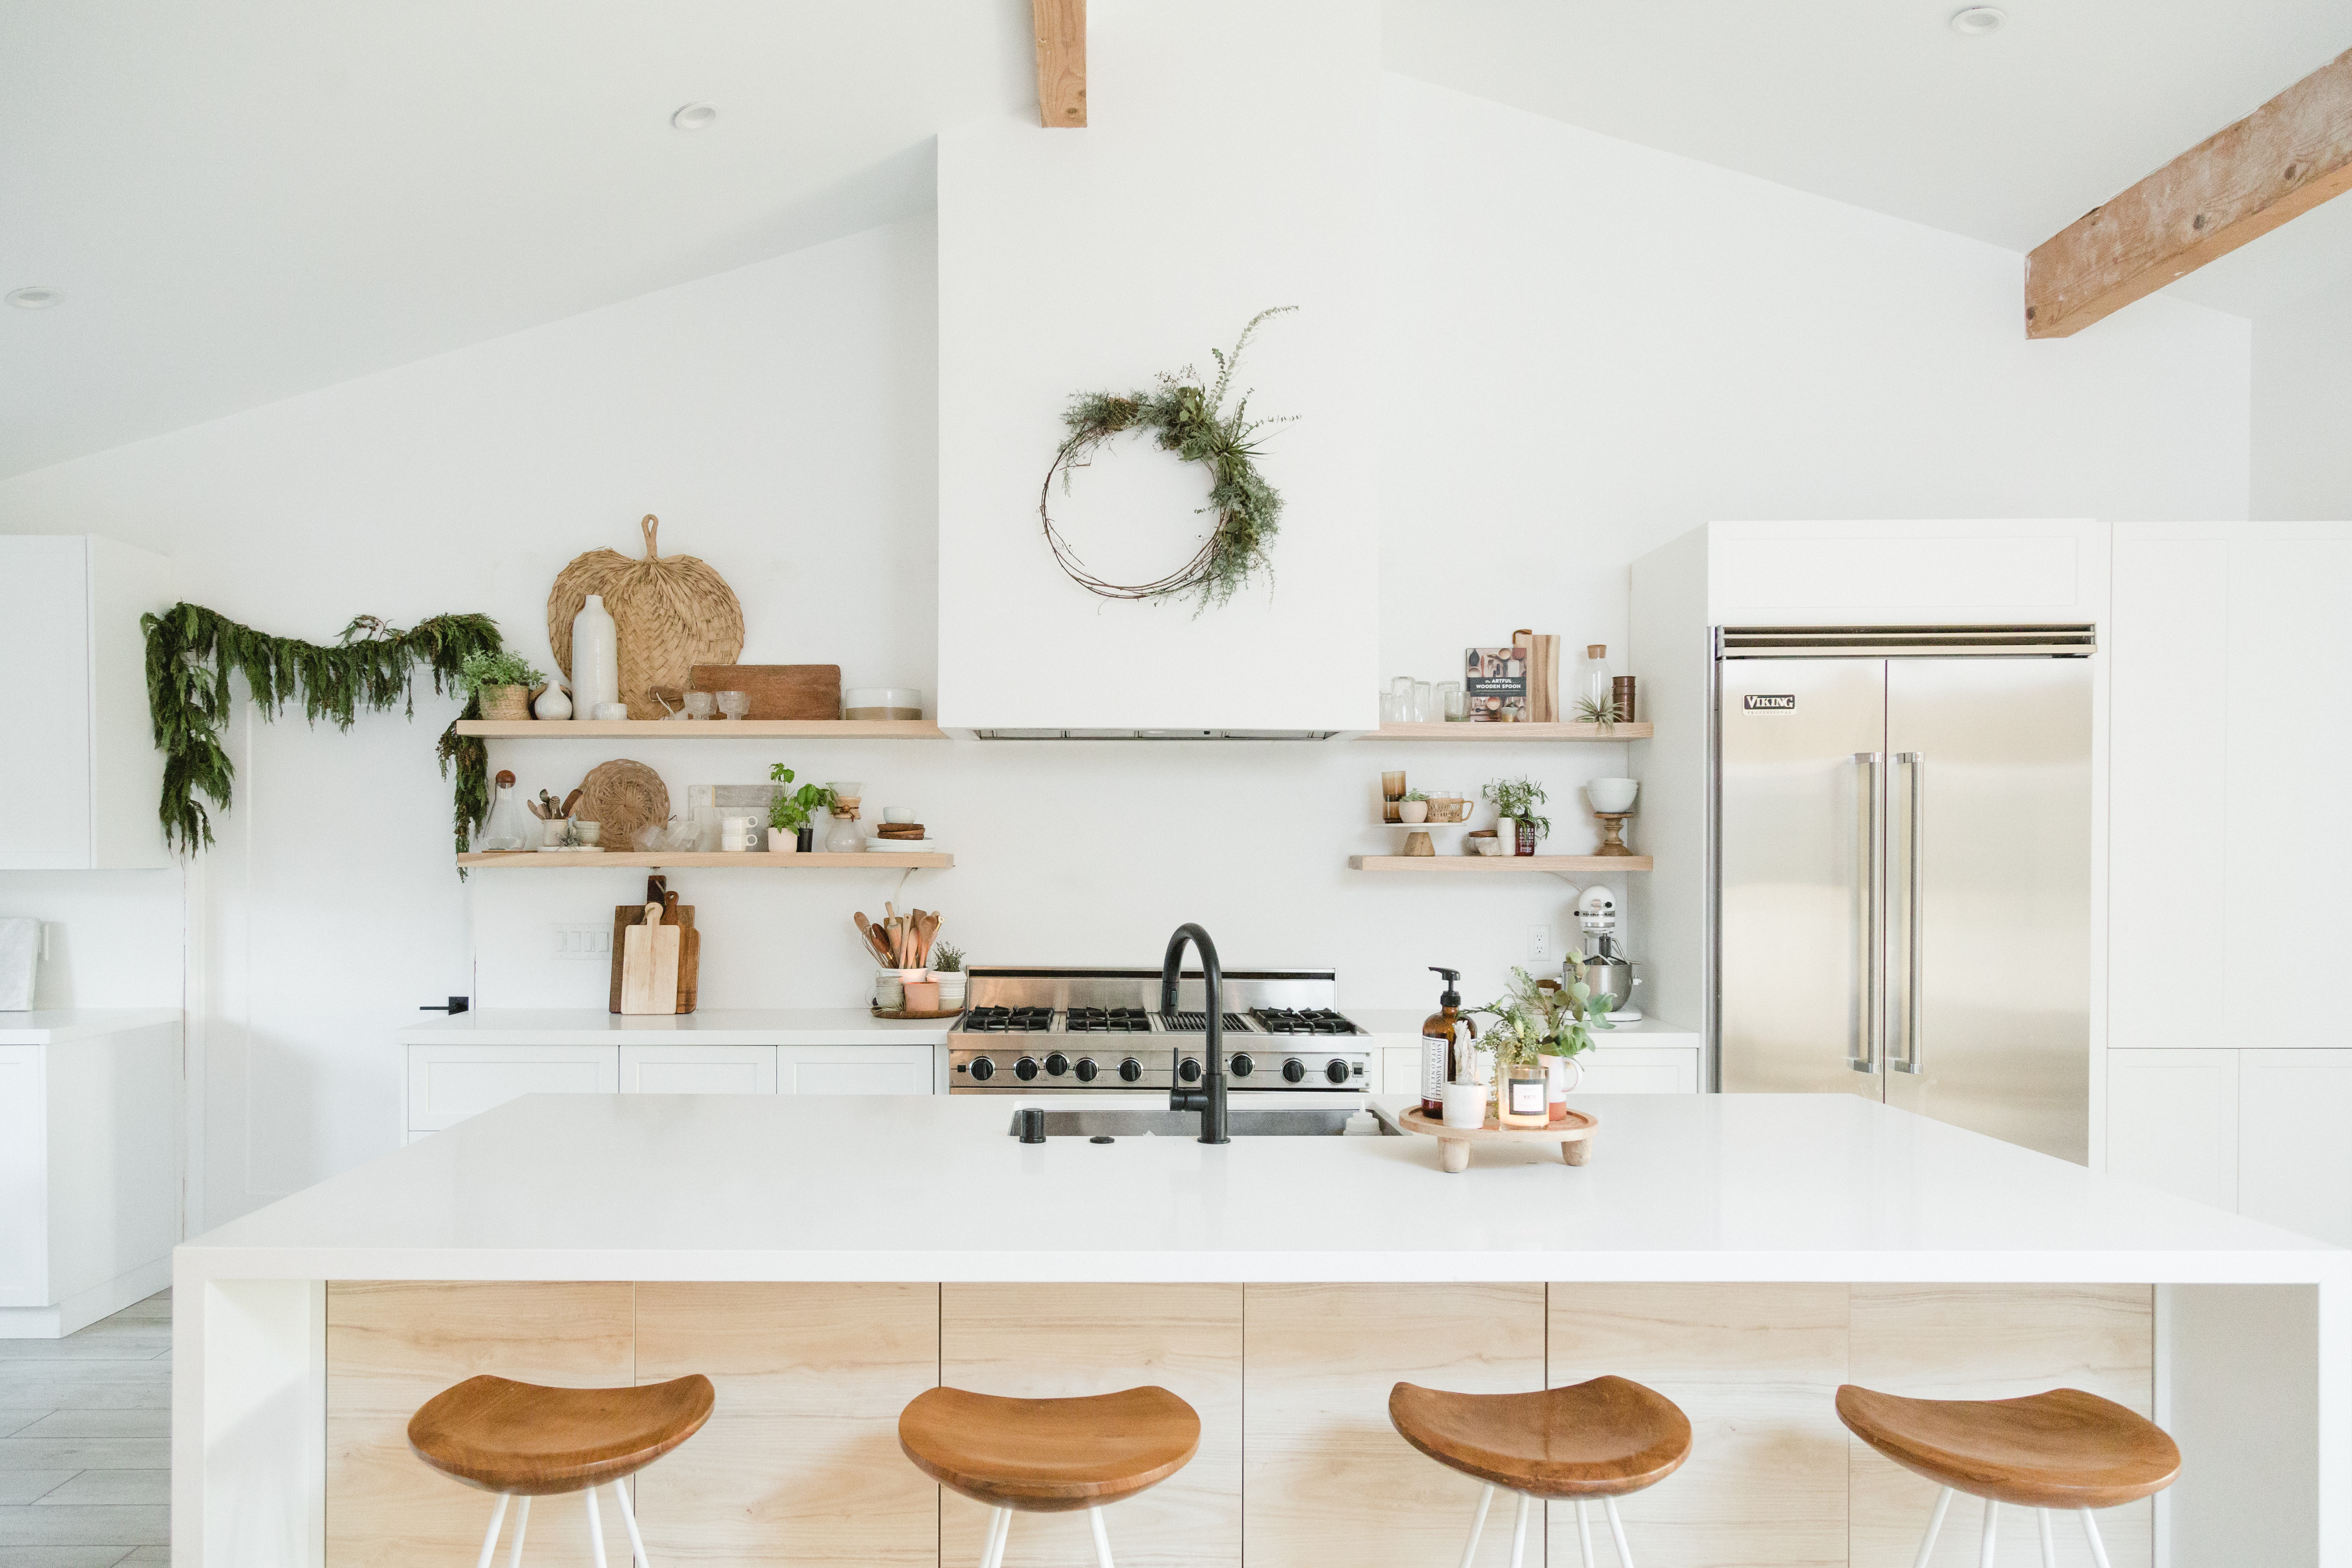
[{"left": 548, "top": 515, "right": 744, "bottom": 719}]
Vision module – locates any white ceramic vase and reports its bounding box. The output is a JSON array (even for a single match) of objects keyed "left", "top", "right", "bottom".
[
  {"left": 533, "top": 682, "right": 573, "bottom": 721},
  {"left": 570, "top": 594, "right": 619, "bottom": 720}
]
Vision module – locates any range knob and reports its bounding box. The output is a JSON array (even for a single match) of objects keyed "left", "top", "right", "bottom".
[
  {"left": 1179, "top": 1057, "right": 1203, "bottom": 1083},
  {"left": 1014, "top": 1056, "right": 1040, "bottom": 1082},
  {"left": 1282, "top": 1058, "right": 1306, "bottom": 1083},
  {"left": 1325, "top": 1058, "right": 1352, "bottom": 1085},
  {"left": 1231, "top": 1053, "right": 1255, "bottom": 1078},
  {"left": 1044, "top": 1052, "right": 1070, "bottom": 1077},
  {"left": 967, "top": 1057, "right": 996, "bottom": 1081},
  {"left": 1118, "top": 1058, "right": 1144, "bottom": 1083},
  {"left": 1074, "top": 1057, "right": 1099, "bottom": 1082}
]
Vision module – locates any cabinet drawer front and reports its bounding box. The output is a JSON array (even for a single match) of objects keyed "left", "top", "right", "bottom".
[
  {"left": 628, "top": 1059, "right": 777, "bottom": 1094},
  {"left": 407, "top": 1047, "right": 619, "bottom": 1130},
  {"left": 0, "top": 1047, "right": 46, "bottom": 1303},
  {"left": 1578, "top": 1046, "right": 1699, "bottom": 1094},
  {"left": 777, "top": 1045, "right": 934, "bottom": 1096}
]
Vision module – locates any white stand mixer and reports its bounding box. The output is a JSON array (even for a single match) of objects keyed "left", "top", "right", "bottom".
[{"left": 1566, "top": 884, "right": 1643, "bottom": 1022}]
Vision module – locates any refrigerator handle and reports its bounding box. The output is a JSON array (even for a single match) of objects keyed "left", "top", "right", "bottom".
[
  {"left": 1891, "top": 751, "right": 1925, "bottom": 1075},
  {"left": 1852, "top": 751, "right": 1884, "bottom": 1075}
]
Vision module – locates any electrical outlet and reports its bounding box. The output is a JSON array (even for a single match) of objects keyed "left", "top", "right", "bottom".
[
  {"left": 552, "top": 923, "right": 610, "bottom": 961},
  {"left": 1526, "top": 924, "right": 1551, "bottom": 963}
]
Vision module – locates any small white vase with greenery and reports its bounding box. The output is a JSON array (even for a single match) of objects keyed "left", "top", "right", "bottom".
[{"left": 931, "top": 943, "right": 967, "bottom": 1008}]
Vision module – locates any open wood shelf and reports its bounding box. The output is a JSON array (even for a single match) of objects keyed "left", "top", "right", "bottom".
[
  {"left": 455, "top": 719, "right": 947, "bottom": 739},
  {"left": 458, "top": 851, "right": 953, "bottom": 869},
  {"left": 1355, "top": 722, "right": 1652, "bottom": 742},
  {"left": 1350, "top": 855, "right": 1652, "bottom": 873}
]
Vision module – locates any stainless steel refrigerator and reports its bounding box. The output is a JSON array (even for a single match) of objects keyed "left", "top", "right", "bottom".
[{"left": 1713, "top": 626, "right": 2094, "bottom": 1163}]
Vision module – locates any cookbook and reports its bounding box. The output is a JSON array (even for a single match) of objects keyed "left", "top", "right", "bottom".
[{"left": 1465, "top": 646, "right": 1528, "bottom": 722}]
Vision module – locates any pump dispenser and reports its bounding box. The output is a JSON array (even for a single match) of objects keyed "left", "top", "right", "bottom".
[{"left": 1420, "top": 967, "right": 1479, "bottom": 1118}]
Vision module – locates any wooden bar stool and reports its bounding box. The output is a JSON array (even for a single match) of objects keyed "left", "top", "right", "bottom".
[
  {"left": 898, "top": 1385, "right": 1201, "bottom": 1568},
  {"left": 1836, "top": 1384, "right": 2180, "bottom": 1567},
  {"left": 408, "top": 1372, "right": 715, "bottom": 1568},
  {"left": 1389, "top": 1376, "right": 1693, "bottom": 1568}
]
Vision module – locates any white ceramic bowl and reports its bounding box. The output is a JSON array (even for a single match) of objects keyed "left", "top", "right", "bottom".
[{"left": 1587, "top": 777, "right": 1640, "bottom": 813}]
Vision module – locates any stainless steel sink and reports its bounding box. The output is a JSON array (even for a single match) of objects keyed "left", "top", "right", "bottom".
[{"left": 1005, "top": 1107, "right": 1396, "bottom": 1138}]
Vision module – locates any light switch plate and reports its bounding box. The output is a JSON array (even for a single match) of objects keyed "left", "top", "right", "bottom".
[{"left": 552, "top": 923, "right": 610, "bottom": 961}]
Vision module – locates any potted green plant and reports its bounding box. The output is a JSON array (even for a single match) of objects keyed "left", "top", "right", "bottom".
[
  {"left": 931, "top": 942, "right": 967, "bottom": 1009},
  {"left": 1399, "top": 788, "right": 1430, "bottom": 824},
  {"left": 1474, "top": 962, "right": 1613, "bottom": 1117},
  {"left": 1483, "top": 777, "right": 1550, "bottom": 855},
  {"left": 457, "top": 650, "right": 548, "bottom": 723},
  {"left": 765, "top": 765, "right": 837, "bottom": 853}
]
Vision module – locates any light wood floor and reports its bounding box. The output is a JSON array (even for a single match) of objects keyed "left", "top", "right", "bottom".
[{"left": 0, "top": 1290, "right": 171, "bottom": 1568}]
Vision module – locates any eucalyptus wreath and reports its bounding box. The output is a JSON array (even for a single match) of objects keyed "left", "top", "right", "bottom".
[
  {"left": 142, "top": 603, "right": 504, "bottom": 862},
  {"left": 1041, "top": 307, "right": 1295, "bottom": 610}
]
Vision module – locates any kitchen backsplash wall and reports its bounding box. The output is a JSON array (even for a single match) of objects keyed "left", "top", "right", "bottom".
[{"left": 0, "top": 80, "right": 2249, "bottom": 1228}]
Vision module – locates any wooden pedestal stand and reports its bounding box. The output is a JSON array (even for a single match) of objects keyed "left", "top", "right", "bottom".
[
  {"left": 1592, "top": 812, "right": 1635, "bottom": 856},
  {"left": 1396, "top": 1107, "right": 1597, "bottom": 1173}
]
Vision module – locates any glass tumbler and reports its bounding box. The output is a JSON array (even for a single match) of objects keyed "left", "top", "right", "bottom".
[
  {"left": 1440, "top": 682, "right": 1466, "bottom": 721},
  {"left": 1412, "top": 681, "right": 1435, "bottom": 722},
  {"left": 715, "top": 690, "right": 751, "bottom": 721}
]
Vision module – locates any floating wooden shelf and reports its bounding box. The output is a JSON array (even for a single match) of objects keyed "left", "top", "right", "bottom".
[
  {"left": 455, "top": 719, "right": 947, "bottom": 739},
  {"left": 1350, "top": 855, "right": 1652, "bottom": 873},
  {"left": 1356, "top": 723, "right": 1651, "bottom": 742},
  {"left": 458, "top": 852, "right": 954, "bottom": 869}
]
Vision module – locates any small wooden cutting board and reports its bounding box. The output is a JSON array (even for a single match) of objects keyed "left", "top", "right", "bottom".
[
  {"left": 619, "top": 900, "right": 682, "bottom": 1015},
  {"left": 688, "top": 663, "right": 841, "bottom": 720}
]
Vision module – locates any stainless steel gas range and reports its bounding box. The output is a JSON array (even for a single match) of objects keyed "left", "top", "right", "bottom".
[{"left": 948, "top": 966, "right": 1371, "bottom": 1094}]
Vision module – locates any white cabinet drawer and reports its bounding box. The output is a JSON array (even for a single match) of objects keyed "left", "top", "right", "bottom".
[
  {"left": 777, "top": 1043, "right": 934, "bottom": 1096},
  {"left": 2238, "top": 1048, "right": 2352, "bottom": 1247},
  {"left": 406, "top": 1044, "right": 619, "bottom": 1131},
  {"left": 1577, "top": 1045, "right": 1699, "bottom": 1094},
  {"left": 620, "top": 1045, "right": 777, "bottom": 1095},
  {"left": 2107, "top": 1049, "right": 2238, "bottom": 1211}
]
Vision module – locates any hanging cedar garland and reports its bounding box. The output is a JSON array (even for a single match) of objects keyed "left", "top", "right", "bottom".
[{"left": 142, "top": 603, "right": 504, "bottom": 861}]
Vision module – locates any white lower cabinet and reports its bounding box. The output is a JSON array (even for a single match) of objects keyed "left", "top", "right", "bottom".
[
  {"left": 1376, "top": 1041, "right": 1701, "bottom": 1098},
  {"left": 407, "top": 1045, "right": 621, "bottom": 1135},
  {"left": 621, "top": 1044, "right": 776, "bottom": 1095},
  {"left": 778, "top": 1043, "right": 935, "bottom": 1096},
  {"left": 2108, "top": 1047, "right": 2352, "bottom": 1245}
]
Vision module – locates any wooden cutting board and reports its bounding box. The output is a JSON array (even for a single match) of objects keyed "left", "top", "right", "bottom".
[
  {"left": 688, "top": 664, "right": 841, "bottom": 720},
  {"left": 609, "top": 881, "right": 698, "bottom": 1014},
  {"left": 619, "top": 900, "right": 682, "bottom": 1016}
]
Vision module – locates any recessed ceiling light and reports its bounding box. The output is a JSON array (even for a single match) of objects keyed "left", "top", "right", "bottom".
[
  {"left": 670, "top": 102, "right": 718, "bottom": 131},
  {"left": 1950, "top": 7, "right": 2007, "bottom": 34},
  {"left": 6, "top": 286, "right": 61, "bottom": 310}
]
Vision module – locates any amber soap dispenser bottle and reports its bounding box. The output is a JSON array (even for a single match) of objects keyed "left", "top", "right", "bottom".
[{"left": 1420, "top": 967, "right": 1478, "bottom": 1118}]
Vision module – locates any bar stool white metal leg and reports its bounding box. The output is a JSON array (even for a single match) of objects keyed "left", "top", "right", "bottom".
[
  {"left": 2079, "top": 1507, "right": 2114, "bottom": 1568},
  {"left": 1089, "top": 1505, "right": 1117, "bottom": 1568},
  {"left": 614, "top": 1481, "right": 653, "bottom": 1568},
  {"left": 2037, "top": 1506, "right": 2057, "bottom": 1568},
  {"left": 1457, "top": 1483, "right": 1496, "bottom": 1568},
  {"left": 1575, "top": 1498, "right": 1598, "bottom": 1567},
  {"left": 474, "top": 1493, "right": 511, "bottom": 1568},
  {"left": 506, "top": 1496, "right": 530, "bottom": 1568},
  {"left": 586, "top": 1485, "right": 609, "bottom": 1568},
  {"left": 1909, "top": 1486, "right": 1954, "bottom": 1567},
  {"left": 978, "top": 1505, "right": 1011, "bottom": 1568}
]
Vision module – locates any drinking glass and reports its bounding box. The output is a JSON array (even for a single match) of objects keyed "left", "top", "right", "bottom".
[
  {"left": 1439, "top": 682, "right": 1466, "bottom": 721},
  {"left": 715, "top": 690, "right": 751, "bottom": 721},
  {"left": 682, "top": 691, "right": 716, "bottom": 720},
  {"left": 1412, "top": 681, "right": 1435, "bottom": 722}
]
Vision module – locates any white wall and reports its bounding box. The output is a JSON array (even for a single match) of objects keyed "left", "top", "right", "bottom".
[
  {"left": 2252, "top": 272, "right": 2352, "bottom": 519},
  {"left": 0, "top": 76, "right": 2253, "bottom": 1230}
]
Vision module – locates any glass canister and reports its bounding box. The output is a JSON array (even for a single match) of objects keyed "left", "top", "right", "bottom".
[{"left": 477, "top": 770, "right": 533, "bottom": 851}]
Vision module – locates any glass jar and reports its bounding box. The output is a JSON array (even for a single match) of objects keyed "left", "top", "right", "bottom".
[
  {"left": 1501, "top": 1065, "right": 1551, "bottom": 1128},
  {"left": 1439, "top": 682, "right": 1466, "bottom": 721}
]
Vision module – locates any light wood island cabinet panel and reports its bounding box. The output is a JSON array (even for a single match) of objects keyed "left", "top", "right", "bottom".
[
  {"left": 940, "top": 1283, "right": 1242, "bottom": 1568},
  {"left": 635, "top": 1282, "right": 940, "bottom": 1566},
  {"left": 1548, "top": 1283, "right": 1848, "bottom": 1568},
  {"left": 325, "top": 1281, "right": 635, "bottom": 1568},
  {"left": 1244, "top": 1283, "right": 1546, "bottom": 1568},
  {"left": 1847, "top": 1285, "right": 2152, "bottom": 1568}
]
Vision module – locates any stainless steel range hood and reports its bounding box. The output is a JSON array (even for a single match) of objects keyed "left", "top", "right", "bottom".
[{"left": 969, "top": 728, "right": 1343, "bottom": 741}]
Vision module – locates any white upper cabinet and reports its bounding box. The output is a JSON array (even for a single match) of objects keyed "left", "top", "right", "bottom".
[{"left": 0, "top": 536, "right": 172, "bottom": 870}]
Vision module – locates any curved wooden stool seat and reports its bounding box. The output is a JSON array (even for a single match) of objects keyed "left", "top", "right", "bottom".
[
  {"left": 1390, "top": 1376, "right": 1692, "bottom": 1568},
  {"left": 1837, "top": 1384, "right": 2179, "bottom": 1566},
  {"left": 408, "top": 1372, "right": 715, "bottom": 1568},
  {"left": 898, "top": 1385, "right": 1200, "bottom": 1568}
]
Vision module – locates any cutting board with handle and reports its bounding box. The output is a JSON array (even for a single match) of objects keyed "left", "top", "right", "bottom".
[
  {"left": 619, "top": 899, "right": 682, "bottom": 1016},
  {"left": 688, "top": 663, "right": 841, "bottom": 720},
  {"left": 609, "top": 878, "right": 698, "bottom": 1014}
]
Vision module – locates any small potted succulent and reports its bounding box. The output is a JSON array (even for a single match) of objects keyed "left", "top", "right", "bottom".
[
  {"left": 931, "top": 942, "right": 967, "bottom": 1009},
  {"left": 1399, "top": 788, "right": 1430, "bottom": 824},
  {"left": 457, "top": 650, "right": 548, "bottom": 723},
  {"left": 765, "top": 765, "right": 836, "bottom": 853},
  {"left": 1483, "top": 776, "right": 1551, "bottom": 856}
]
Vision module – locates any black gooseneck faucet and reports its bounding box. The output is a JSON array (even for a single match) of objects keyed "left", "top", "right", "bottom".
[{"left": 1163, "top": 922, "right": 1230, "bottom": 1145}]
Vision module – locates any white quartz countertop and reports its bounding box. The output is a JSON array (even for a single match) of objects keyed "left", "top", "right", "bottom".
[
  {"left": 178, "top": 1091, "right": 2344, "bottom": 1287},
  {"left": 0, "top": 1007, "right": 180, "bottom": 1044},
  {"left": 395, "top": 1007, "right": 956, "bottom": 1045},
  {"left": 1346, "top": 1010, "right": 1698, "bottom": 1040}
]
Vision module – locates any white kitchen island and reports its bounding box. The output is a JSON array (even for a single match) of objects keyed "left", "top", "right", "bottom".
[{"left": 175, "top": 1092, "right": 2348, "bottom": 1568}]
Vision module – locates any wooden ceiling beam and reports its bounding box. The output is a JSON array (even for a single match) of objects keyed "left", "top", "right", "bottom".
[
  {"left": 1033, "top": 0, "right": 1087, "bottom": 129},
  {"left": 2026, "top": 45, "right": 2352, "bottom": 338}
]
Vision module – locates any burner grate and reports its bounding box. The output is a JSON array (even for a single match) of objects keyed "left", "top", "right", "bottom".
[
  {"left": 1065, "top": 1007, "right": 1153, "bottom": 1034},
  {"left": 1251, "top": 1007, "right": 1363, "bottom": 1036},
  {"left": 965, "top": 1006, "right": 1055, "bottom": 1033},
  {"left": 1159, "top": 1012, "right": 1250, "bottom": 1033}
]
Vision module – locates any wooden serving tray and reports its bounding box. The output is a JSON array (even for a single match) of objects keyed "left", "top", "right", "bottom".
[
  {"left": 1394, "top": 1106, "right": 1596, "bottom": 1174},
  {"left": 870, "top": 1006, "right": 966, "bottom": 1021}
]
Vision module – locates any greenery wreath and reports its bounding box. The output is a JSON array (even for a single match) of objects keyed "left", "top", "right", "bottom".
[{"left": 1041, "top": 306, "right": 1295, "bottom": 610}]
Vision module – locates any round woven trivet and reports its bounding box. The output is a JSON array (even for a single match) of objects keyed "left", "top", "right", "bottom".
[
  {"left": 573, "top": 760, "right": 670, "bottom": 852},
  {"left": 548, "top": 515, "right": 744, "bottom": 719}
]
